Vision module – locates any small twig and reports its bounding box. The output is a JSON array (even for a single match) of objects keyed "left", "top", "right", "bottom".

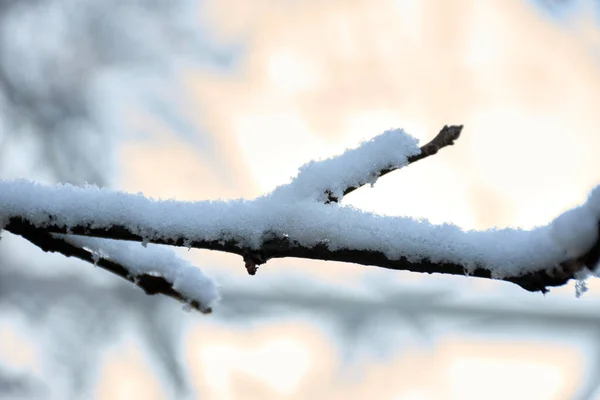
[
  {"left": 8, "top": 226, "right": 211, "bottom": 314},
  {"left": 407, "top": 124, "right": 462, "bottom": 163},
  {"left": 326, "top": 125, "right": 463, "bottom": 203}
]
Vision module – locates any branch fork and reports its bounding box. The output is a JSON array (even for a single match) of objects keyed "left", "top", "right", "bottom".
[{"left": 2, "top": 124, "right": 599, "bottom": 312}]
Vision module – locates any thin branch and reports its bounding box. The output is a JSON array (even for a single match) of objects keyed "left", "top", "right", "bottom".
[
  {"left": 9, "top": 224, "right": 212, "bottom": 313},
  {"left": 325, "top": 125, "right": 463, "bottom": 203}
]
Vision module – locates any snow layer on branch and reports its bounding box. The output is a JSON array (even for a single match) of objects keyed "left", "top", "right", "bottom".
[
  {"left": 66, "top": 236, "right": 219, "bottom": 312},
  {"left": 269, "top": 129, "right": 421, "bottom": 202},
  {"left": 587, "top": 186, "right": 600, "bottom": 219},
  {"left": 548, "top": 187, "right": 600, "bottom": 270},
  {"left": 1, "top": 179, "right": 599, "bottom": 281},
  {"left": 549, "top": 206, "right": 598, "bottom": 258}
]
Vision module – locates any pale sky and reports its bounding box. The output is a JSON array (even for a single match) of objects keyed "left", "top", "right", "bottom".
[
  {"left": 125, "top": 0, "right": 600, "bottom": 228},
  {"left": 115, "top": 0, "right": 600, "bottom": 398}
]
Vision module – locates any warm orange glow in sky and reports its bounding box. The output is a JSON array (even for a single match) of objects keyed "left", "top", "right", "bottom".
[{"left": 114, "top": 0, "right": 600, "bottom": 398}]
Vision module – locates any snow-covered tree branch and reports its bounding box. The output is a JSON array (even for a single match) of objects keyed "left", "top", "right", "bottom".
[{"left": 1, "top": 125, "right": 599, "bottom": 312}]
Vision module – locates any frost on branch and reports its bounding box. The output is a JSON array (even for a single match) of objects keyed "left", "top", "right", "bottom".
[{"left": 0, "top": 125, "right": 599, "bottom": 311}]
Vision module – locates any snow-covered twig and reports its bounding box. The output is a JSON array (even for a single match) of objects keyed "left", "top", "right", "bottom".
[
  {"left": 9, "top": 223, "right": 217, "bottom": 313},
  {"left": 268, "top": 125, "right": 461, "bottom": 204},
  {"left": 1, "top": 125, "right": 599, "bottom": 310},
  {"left": 325, "top": 124, "right": 462, "bottom": 203}
]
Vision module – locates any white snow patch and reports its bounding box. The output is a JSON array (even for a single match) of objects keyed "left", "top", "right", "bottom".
[
  {"left": 574, "top": 268, "right": 593, "bottom": 298},
  {"left": 586, "top": 185, "right": 600, "bottom": 219},
  {"left": 269, "top": 129, "right": 421, "bottom": 202},
  {"left": 550, "top": 205, "right": 598, "bottom": 259},
  {"left": 67, "top": 236, "right": 219, "bottom": 312}
]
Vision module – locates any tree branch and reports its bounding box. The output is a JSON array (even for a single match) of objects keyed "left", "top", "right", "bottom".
[
  {"left": 4, "top": 214, "right": 599, "bottom": 294},
  {"left": 325, "top": 125, "right": 463, "bottom": 203},
  {"left": 1, "top": 124, "right": 598, "bottom": 311},
  {"left": 8, "top": 224, "right": 213, "bottom": 313}
]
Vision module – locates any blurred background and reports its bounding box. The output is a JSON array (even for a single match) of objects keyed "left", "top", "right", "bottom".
[{"left": 0, "top": 0, "right": 599, "bottom": 398}]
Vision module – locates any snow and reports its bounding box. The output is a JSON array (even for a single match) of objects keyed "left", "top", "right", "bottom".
[
  {"left": 549, "top": 205, "right": 598, "bottom": 259},
  {"left": 269, "top": 129, "right": 421, "bottom": 202},
  {"left": 587, "top": 186, "right": 600, "bottom": 219},
  {"left": 1, "top": 178, "right": 598, "bottom": 279},
  {"left": 547, "top": 188, "right": 600, "bottom": 276},
  {"left": 66, "top": 236, "right": 219, "bottom": 312},
  {"left": 574, "top": 268, "right": 591, "bottom": 298},
  {"left": 0, "top": 128, "right": 599, "bottom": 306}
]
